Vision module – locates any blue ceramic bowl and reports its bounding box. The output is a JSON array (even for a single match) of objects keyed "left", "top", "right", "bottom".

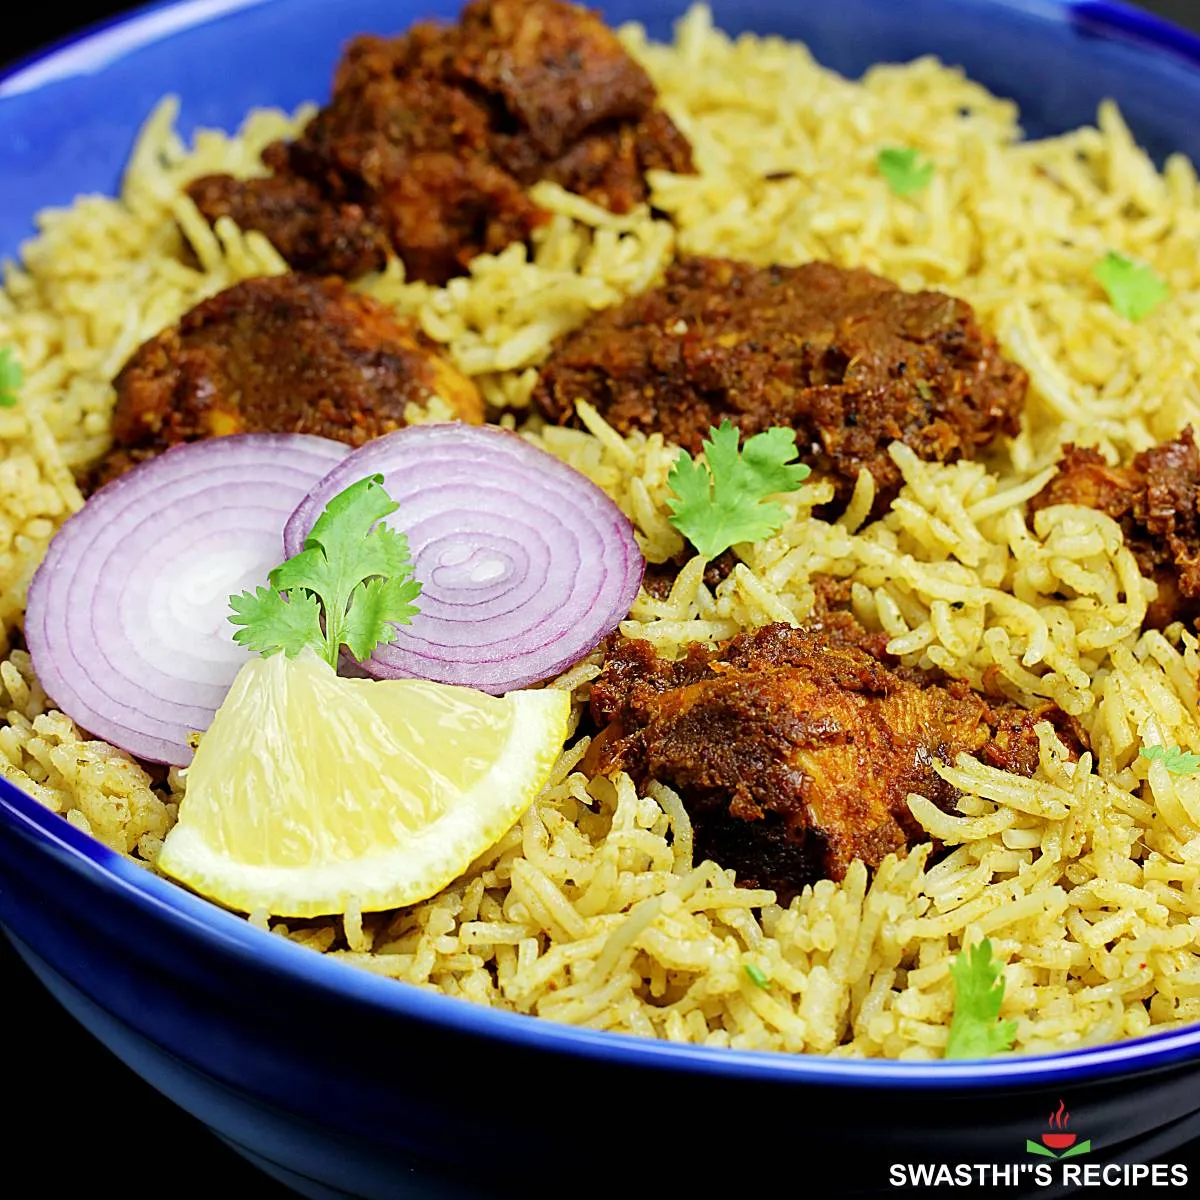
[{"left": 5, "top": 2, "right": 1200, "bottom": 1196}]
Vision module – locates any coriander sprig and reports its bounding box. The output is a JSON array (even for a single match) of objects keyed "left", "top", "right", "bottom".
[
  {"left": 229, "top": 475, "right": 421, "bottom": 669},
  {"left": 877, "top": 146, "right": 935, "bottom": 196},
  {"left": 666, "top": 422, "right": 811, "bottom": 561},
  {"left": 0, "top": 348, "right": 23, "bottom": 408},
  {"left": 1140, "top": 744, "right": 1200, "bottom": 776},
  {"left": 1094, "top": 251, "right": 1168, "bottom": 322},
  {"left": 944, "top": 938, "right": 1017, "bottom": 1059}
]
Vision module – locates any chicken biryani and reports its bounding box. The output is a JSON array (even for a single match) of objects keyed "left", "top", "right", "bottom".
[{"left": 2, "top": 0, "right": 1200, "bottom": 1061}]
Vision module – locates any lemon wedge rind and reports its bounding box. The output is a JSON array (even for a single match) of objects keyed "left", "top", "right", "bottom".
[{"left": 157, "top": 653, "right": 571, "bottom": 919}]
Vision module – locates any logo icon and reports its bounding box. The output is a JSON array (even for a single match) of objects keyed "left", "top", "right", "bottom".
[{"left": 1026, "top": 1100, "right": 1091, "bottom": 1160}]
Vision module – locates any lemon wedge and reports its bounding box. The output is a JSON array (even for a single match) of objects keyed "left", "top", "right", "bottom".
[{"left": 157, "top": 651, "right": 571, "bottom": 917}]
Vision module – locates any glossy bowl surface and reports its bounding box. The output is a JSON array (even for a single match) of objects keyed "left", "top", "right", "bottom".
[{"left": 4, "top": 1, "right": 1200, "bottom": 1194}]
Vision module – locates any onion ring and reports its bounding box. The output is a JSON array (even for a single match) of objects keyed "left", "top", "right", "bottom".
[
  {"left": 285, "top": 424, "right": 644, "bottom": 693},
  {"left": 26, "top": 434, "right": 350, "bottom": 765}
]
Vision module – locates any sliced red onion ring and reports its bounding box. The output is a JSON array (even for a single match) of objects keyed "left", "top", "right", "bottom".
[
  {"left": 284, "top": 424, "right": 644, "bottom": 694},
  {"left": 26, "top": 434, "right": 350, "bottom": 766}
]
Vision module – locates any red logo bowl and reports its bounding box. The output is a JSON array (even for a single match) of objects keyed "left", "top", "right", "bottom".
[{"left": 1042, "top": 1133, "right": 1077, "bottom": 1150}]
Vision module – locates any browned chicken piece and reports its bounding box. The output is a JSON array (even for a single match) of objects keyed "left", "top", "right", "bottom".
[
  {"left": 534, "top": 257, "right": 1027, "bottom": 510},
  {"left": 1028, "top": 428, "right": 1200, "bottom": 630},
  {"left": 186, "top": 0, "right": 694, "bottom": 285},
  {"left": 452, "top": 0, "right": 657, "bottom": 159},
  {"left": 270, "top": 38, "right": 546, "bottom": 287},
  {"left": 588, "top": 623, "right": 1079, "bottom": 899},
  {"left": 186, "top": 173, "right": 392, "bottom": 281},
  {"left": 89, "top": 274, "right": 481, "bottom": 489}
]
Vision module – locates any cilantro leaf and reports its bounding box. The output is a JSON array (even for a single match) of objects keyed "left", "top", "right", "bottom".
[
  {"left": 1094, "top": 251, "right": 1168, "bottom": 322},
  {"left": 0, "top": 348, "right": 23, "bottom": 408},
  {"left": 666, "top": 422, "right": 811, "bottom": 560},
  {"left": 229, "top": 474, "right": 421, "bottom": 669},
  {"left": 1140, "top": 744, "right": 1200, "bottom": 776},
  {"left": 744, "top": 963, "right": 770, "bottom": 989},
  {"left": 343, "top": 575, "right": 423, "bottom": 662},
  {"left": 877, "top": 147, "right": 934, "bottom": 196},
  {"left": 229, "top": 587, "right": 323, "bottom": 658},
  {"left": 944, "top": 939, "right": 1018, "bottom": 1059}
]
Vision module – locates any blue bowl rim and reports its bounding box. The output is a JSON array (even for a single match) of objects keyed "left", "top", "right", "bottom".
[
  {"left": 15, "top": 769, "right": 1200, "bottom": 1089},
  {"left": 4, "top": 0, "right": 1200, "bottom": 1091}
]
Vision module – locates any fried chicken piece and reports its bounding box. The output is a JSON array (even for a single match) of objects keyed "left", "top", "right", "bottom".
[
  {"left": 506, "top": 109, "right": 693, "bottom": 214},
  {"left": 90, "top": 274, "right": 481, "bottom": 489},
  {"left": 185, "top": 0, "right": 694, "bottom": 284},
  {"left": 588, "top": 623, "right": 1078, "bottom": 899},
  {"left": 186, "top": 173, "right": 392, "bottom": 280},
  {"left": 452, "top": 0, "right": 657, "bottom": 159},
  {"left": 534, "top": 257, "right": 1027, "bottom": 509},
  {"left": 270, "top": 43, "right": 546, "bottom": 286},
  {"left": 1028, "top": 429, "right": 1200, "bottom": 629}
]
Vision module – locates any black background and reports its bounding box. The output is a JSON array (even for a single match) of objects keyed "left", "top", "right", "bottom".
[{"left": 4, "top": 3, "right": 1200, "bottom": 1198}]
